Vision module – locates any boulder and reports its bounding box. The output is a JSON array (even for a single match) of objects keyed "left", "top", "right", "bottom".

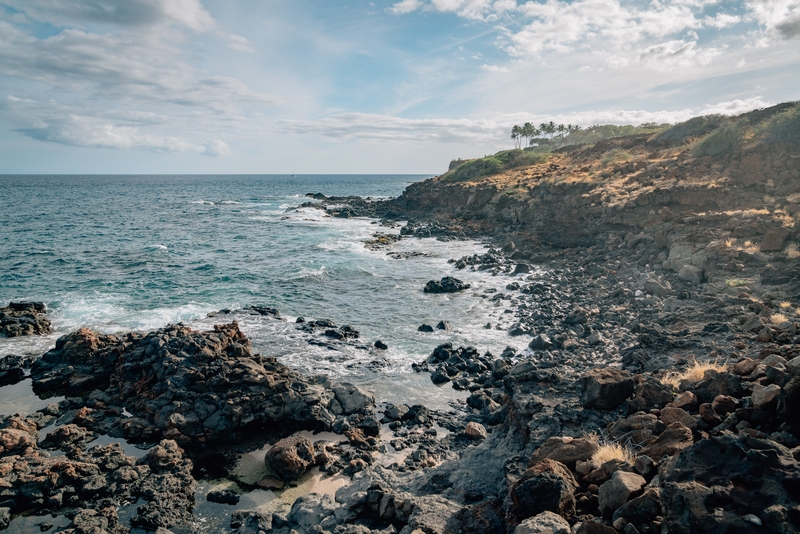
[
  {"left": 265, "top": 435, "right": 316, "bottom": 481},
  {"left": 511, "top": 459, "right": 579, "bottom": 522},
  {"left": 528, "top": 436, "right": 600, "bottom": 471},
  {"left": 677, "top": 264, "right": 703, "bottom": 284},
  {"left": 660, "top": 434, "right": 800, "bottom": 534},
  {"left": 418, "top": 324, "right": 435, "bottom": 332},
  {"left": 580, "top": 369, "right": 635, "bottom": 410},
  {"left": 752, "top": 383, "right": 781, "bottom": 411},
  {"left": 529, "top": 334, "right": 554, "bottom": 351},
  {"left": 514, "top": 511, "right": 570, "bottom": 534},
  {"left": 424, "top": 277, "right": 471, "bottom": 293},
  {"left": 643, "top": 278, "right": 672, "bottom": 297},
  {"left": 598, "top": 470, "right": 646, "bottom": 517},
  {"left": 287, "top": 493, "right": 336, "bottom": 532},
  {"left": 333, "top": 383, "right": 375, "bottom": 414},
  {"left": 31, "top": 322, "right": 370, "bottom": 447},
  {"left": 641, "top": 421, "right": 693, "bottom": 459},
  {"left": 465, "top": 422, "right": 487, "bottom": 440},
  {"left": 0, "top": 301, "right": 51, "bottom": 337},
  {"left": 659, "top": 406, "right": 698, "bottom": 431},
  {"left": 760, "top": 227, "right": 790, "bottom": 252}
]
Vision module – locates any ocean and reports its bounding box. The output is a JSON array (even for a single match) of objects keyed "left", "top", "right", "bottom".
[{"left": 0, "top": 174, "right": 535, "bottom": 416}]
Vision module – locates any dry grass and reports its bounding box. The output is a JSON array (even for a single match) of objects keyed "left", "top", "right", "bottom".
[
  {"left": 587, "top": 433, "right": 635, "bottom": 465},
  {"left": 771, "top": 312, "right": 788, "bottom": 325},
  {"left": 723, "top": 208, "right": 770, "bottom": 218},
  {"left": 786, "top": 243, "right": 800, "bottom": 259},
  {"left": 787, "top": 193, "right": 800, "bottom": 204},
  {"left": 780, "top": 301, "right": 792, "bottom": 309},
  {"left": 662, "top": 358, "right": 727, "bottom": 389},
  {"left": 743, "top": 240, "right": 760, "bottom": 254},
  {"left": 724, "top": 237, "right": 737, "bottom": 248}
]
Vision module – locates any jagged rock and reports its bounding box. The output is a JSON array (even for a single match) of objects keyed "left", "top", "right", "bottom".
[
  {"left": 0, "top": 301, "right": 51, "bottom": 337},
  {"left": 643, "top": 278, "right": 672, "bottom": 297},
  {"left": 418, "top": 324, "right": 435, "bottom": 332},
  {"left": 0, "top": 355, "right": 34, "bottom": 386},
  {"left": 660, "top": 434, "right": 800, "bottom": 534},
  {"left": 659, "top": 406, "right": 698, "bottom": 431},
  {"left": 511, "top": 459, "right": 578, "bottom": 523},
  {"left": 612, "top": 488, "right": 662, "bottom": 526},
  {"left": 677, "top": 264, "right": 703, "bottom": 284},
  {"left": 230, "top": 510, "right": 273, "bottom": 533},
  {"left": 514, "top": 511, "right": 570, "bottom": 534},
  {"left": 465, "top": 422, "right": 487, "bottom": 440},
  {"left": 424, "top": 277, "right": 471, "bottom": 293},
  {"left": 528, "top": 436, "right": 599, "bottom": 471},
  {"left": 760, "top": 227, "right": 790, "bottom": 252},
  {"left": 265, "top": 436, "right": 316, "bottom": 481},
  {"left": 529, "top": 334, "right": 554, "bottom": 351},
  {"left": 598, "top": 470, "right": 646, "bottom": 517},
  {"left": 448, "top": 499, "right": 505, "bottom": 534},
  {"left": 207, "top": 489, "right": 240, "bottom": 505},
  {"left": 29, "top": 323, "right": 369, "bottom": 447},
  {"left": 641, "top": 422, "right": 693, "bottom": 459},
  {"left": 752, "top": 383, "right": 781, "bottom": 411},
  {"left": 580, "top": 369, "right": 635, "bottom": 410},
  {"left": 288, "top": 493, "right": 336, "bottom": 532}
]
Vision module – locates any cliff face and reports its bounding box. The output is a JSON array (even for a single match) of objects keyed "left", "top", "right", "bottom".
[{"left": 389, "top": 138, "right": 800, "bottom": 253}]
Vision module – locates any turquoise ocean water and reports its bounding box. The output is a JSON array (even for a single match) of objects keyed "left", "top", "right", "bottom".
[{"left": 0, "top": 174, "right": 534, "bottom": 412}]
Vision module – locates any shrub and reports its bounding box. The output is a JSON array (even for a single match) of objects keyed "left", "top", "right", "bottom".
[
  {"left": 761, "top": 104, "right": 800, "bottom": 144},
  {"left": 654, "top": 114, "right": 727, "bottom": 144},
  {"left": 445, "top": 149, "right": 548, "bottom": 181},
  {"left": 691, "top": 121, "right": 741, "bottom": 157},
  {"left": 661, "top": 358, "right": 727, "bottom": 388}
]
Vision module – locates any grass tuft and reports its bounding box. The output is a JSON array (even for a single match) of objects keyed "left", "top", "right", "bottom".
[
  {"left": 662, "top": 358, "right": 727, "bottom": 389},
  {"left": 771, "top": 312, "right": 788, "bottom": 325},
  {"left": 590, "top": 440, "right": 635, "bottom": 465},
  {"left": 691, "top": 121, "right": 742, "bottom": 158},
  {"left": 780, "top": 301, "right": 792, "bottom": 309},
  {"left": 786, "top": 243, "right": 800, "bottom": 259}
]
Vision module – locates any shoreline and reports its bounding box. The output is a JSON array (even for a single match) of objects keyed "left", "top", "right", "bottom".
[{"left": 2, "top": 115, "right": 800, "bottom": 533}]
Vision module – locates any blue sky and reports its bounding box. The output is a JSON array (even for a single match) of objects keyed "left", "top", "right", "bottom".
[{"left": 0, "top": 0, "right": 798, "bottom": 174}]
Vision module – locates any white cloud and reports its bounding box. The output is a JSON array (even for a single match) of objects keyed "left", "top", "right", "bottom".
[
  {"left": 227, "top": 33, "right": 255, "bottom": 53},
  {"left": 481, "top": 63, "right": 509, "bottom": 72},
  {"left": 202, "top": 139, "right": 231, "bottom": 157},
  {"left": 388, "top": 0, "right": 424, "bottom": 15},
  {"left": 3, "top": 0, "right": 215, "bottom": 31},
  {"left": 279, "top": 97, "right": 772, "bottom": 145}
]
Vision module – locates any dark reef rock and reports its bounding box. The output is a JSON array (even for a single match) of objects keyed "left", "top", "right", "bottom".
[
  {"left": 0, "top": 301, "right": 51, "bottom": 337},
  {"left": 29, "top": 322, "right": 375, "bottom": 447},
  {"left": 424, "top": 276, "right": 471, "bottom": 294}
]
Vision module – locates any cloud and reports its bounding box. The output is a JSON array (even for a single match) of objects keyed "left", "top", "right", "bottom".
[
  {"left": 227, "top": 33, "right": 255, "bottom": 53},
  {"left": 279, "top": 97, "right": 772, "bottom": 145},
  {"left": 202, "top": 139, "right": 231, "bottom": 157},
  {"left": 481, "top": 63, "right": 509, "bottom": 72},
  {"left": 776, "top": 13, "right": 800, "bottom": 37},
  {"left": 388, "top": 0, "right": 513, "bottom": 20},
  {"left": 3, "top": 0, "right": 215, "bottom": 31}
]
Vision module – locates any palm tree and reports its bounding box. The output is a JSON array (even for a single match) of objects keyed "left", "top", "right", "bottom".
[
  {"left": 522, "top": 122, "right": 534, "bottom": 148},
  {"left": 556, "top": 124, "right": 566, "bottom": 142},
  {"left": 511, "top": 125, "right": 521, "bottom": 149}
]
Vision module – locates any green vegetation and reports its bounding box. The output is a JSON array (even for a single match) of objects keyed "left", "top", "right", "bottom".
[
  {"left": 510, "top": 121, "right": 668, "bottom": 150},
  {"left": 759, "top": 104, "right": 800, "bottom": 144},
  {"left": 445, "top": 149, "right": 548, "bottom": 181},
  {"left": 725, "top": 278, "right": 752, "bottom": 287},
  {"left": 691, "top": 121, "right": 742, "bottom": 157},
  {"left": 654, "top": 115, "right": 727, "bottom": 144}
]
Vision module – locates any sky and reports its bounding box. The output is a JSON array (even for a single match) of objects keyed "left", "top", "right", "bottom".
[{"left": 0, "top": 0, "right": 799, "bottom": 174}]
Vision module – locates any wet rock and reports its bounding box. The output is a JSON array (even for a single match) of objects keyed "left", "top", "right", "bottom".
[
  {"left": 529, "top": 334, "right": 554, "bottom": 351},
  {"left": 514, "top": 511, "right": 570, "bottom": 534},
  {"left": 598, "top": 470, "right": 646, "bottom": 517},
  {"left": 436, "top": 320, "right": 451, "bottom": 331},
  {"left": 0, "top": 355, "right": 34, "bottom": 387},
  {"left": 528, "top": 436, "right": 599, "bottom": 471},
  {"left": 0, "top": 301, "right": 51, "bottom": 337},
  {"left": 207, "top": 489, "right": 240, "bottom": 505},
  {"left": 418, "top": 324, "right": 435, "bottom": 333},
  {"left": 30, "top": 323, "right": 367, "bottom": 447},
  {"left": 580, "top": 369, "right": 635, "bottom": 410},
  {"left": 287, "top": 493, "right": 336, "bottom": 532},
  {"left": 374, "top": 340, "right": 389, "bottom": 350},
  {"left": 265, "top": 436, "right": 316, "bottom": 481},
  {"left": 333, "top": 383, "right": 375, "bottom": 414},
  {"left": 424, "top": 277, "right": 471, "bottom": 294},
  {"left": 511, "top": 459, "right": 579, "bottom": 523},
  {"left": 230, "top": 510, "right": 272, "bottom": 533}
]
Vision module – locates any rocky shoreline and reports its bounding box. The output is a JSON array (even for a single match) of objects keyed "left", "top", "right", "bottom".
[{"left": 2, "top": 105, "right": 800, "bottom": 533}]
